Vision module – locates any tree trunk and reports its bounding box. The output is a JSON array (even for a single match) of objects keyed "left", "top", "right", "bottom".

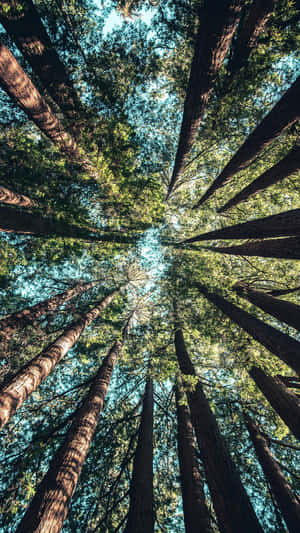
[
  {"left": 219, "top": 145, "right": 300, "bottom": 212},
  {"left": 183, "top": 209, "right": 300, "bottom": 243},
  {"left": 0, "top": 0, "right": 83, "bottom": 133},
  {"left": 0, "top": 290, "right": 118, "bottom": 430},
  {"left": 206, "top": 236, "right": 300, "bottom": 260},
  {"left": 166, "top": 0, "right": 242, "bottom": 198},
  {"left": 245, "top": 413, "right": 300, "bottom": 533},
  {"left": 249, "top": 366, "right": 300, "bottom": 440},
  {"left": 269, "top": 286, "right": 300, "bottom": 297},
  {"left": 16, "top": 340, "right": 123, "bottom": 533},
  {"left": 0, "top": 39, "right": 81, "bottom": 159},
  {"left": 196, "top": 75, "right": 300, "bottom": 206},
  {"left": 0, "top": 185, "right": 34, "bottom": 207},
  {"left": 174, "top": 327, "right": 262, "bottom": 533},
  {"left": 175, "top": 383, "right": 212, "bottom": 533},
  {"left": 195, "top": 283, "right": 300, "bottom": 375},
  {"left": 124, "top": 378, "right": 154, "bottom": 533},
  {"left": 235, "top": 285, "right": 300, "bottom": 332}
]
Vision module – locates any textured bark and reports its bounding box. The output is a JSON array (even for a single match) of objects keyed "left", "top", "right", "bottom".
[
  {"left": 175, "top": 383, "right": 212, "bottom": 533},
  {"left": 245, "top": 413, "right": 300, "bottom": 533},
  {"left": 124, "top": 379, "right": 154, "bottom": 533},
  {"left": 206, "top": 236, "right": 300, "bottom": 260},
  {"left": 195, "top": 283, "right": 300, "bottom": 375},
  {"left": 166, "top": 0, "right": 242, "bottom": 197},
  {"left": 0, "top": 290, "right": 118, "bottom": 430},
  {"left": 0, "top": 185, "right": 34, "bottom": 207},
  {"left": 235, "top": 285, "right": 300, "bottom": 332},
  {"left": 16, "top": 340, "right": 122, "bottom": 533},
  {"left": 175, "top": 327, "right": 262, "bottom": 533},
  {"left": 184, "top": 209, "right": 300, "bottom": 243},
  {"left": 249, "top": 366, "right": 300, "bottom": 440},
  {"left": 0, "top": 0, "right": 83, "bottom": 132},
  {"left": 219, "top": 145, "right": 300, "bottom": 211},
  {"left": 196, "top": 75, "right": 300, "bottom": 206},
  {"left": 0, "top": 39, "right": 81, "bottom": 159}
]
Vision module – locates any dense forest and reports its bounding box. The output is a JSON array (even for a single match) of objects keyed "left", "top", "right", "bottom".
[{"left": 0, "top": 0, "right": 299, "bottom": 531}]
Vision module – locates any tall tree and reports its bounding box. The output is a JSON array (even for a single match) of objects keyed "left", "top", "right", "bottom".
[
  {"left": 0, "top": 186, "right": 34, "bottom": 207},
  {"left": 244, "top": 413, "right": 300, "bottom": 533},
  {"left": 195, "top": 75, "right": 300, "bottom": 206},
  {"left": 205, "top": 236, "right": 300, "bottom": 260},
  {"left": 124, "top": 378, "right": 154, "bottom": 533},
  {"left": 166, "top": 0, "right": 242, "bottom": 198}
]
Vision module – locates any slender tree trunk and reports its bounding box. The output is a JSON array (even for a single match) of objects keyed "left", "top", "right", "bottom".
[
  {"left": 235, "top": 285, "right": 300, "bottom": 332},
  {"left": 16, "top": 339, "right": 123, "bottom": 533},
  {"left": 219, "top": 145, "right": 300, "bottom": 212},
  {"left": 206, "top": 236, "right": 300, "bottom": 260},
  {"left": 0, "top": 290, "right": 119, "bottom": 429},
  {"left": 166, "top": 0, "right": 242, "bottom": 198},
  {"left": 183, "top": 209, "right": 300, "bottom": 243},
  {"left": 0, "top": 0, "right": 83, "bottom": 133},
  {"left": 249, "top": 366, "right": 300, "bottom": 440},
  {"left": 195, "top": 283, "right": 300, "bottom": 375},
  {"left": 245, "top": 413, "right": 300, "bottom": 533},
  {"left": 0, "top": 186, "right": 34, "bottom": 207},
  {"left": 269, "top": 286, "right": 300, "bottom": 297},
  {"left": 124, "top": 378, "right": 154, "bottom": 533},
  {"left": 196, "top": 75, "right": 300, "bottom": 206},
  {"left": 174, "top": 326, "right": 262, "bottom": 533},
  {"left": 175, "top": 382, "right": 212, "bottom": 533}
]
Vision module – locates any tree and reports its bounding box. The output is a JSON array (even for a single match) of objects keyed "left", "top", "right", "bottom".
[
  {"left": 205, "top": 236, "right": 300, "bottom": 260},
  {"left": 0, "top": 185, "right": 34, "bottom": 207}
]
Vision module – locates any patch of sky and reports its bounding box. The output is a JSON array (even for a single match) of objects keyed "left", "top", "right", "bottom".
[
  {"left": 135, "top": 227, "right": 167, "bottom": 294},
  {"left": 100, "top": 4, "right": 154, "bottom": 37}
]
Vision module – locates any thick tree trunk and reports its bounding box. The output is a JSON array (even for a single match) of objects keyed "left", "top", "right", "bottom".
[
  {"left": 175, "top": 383, "right": 212, "bottom": 533},
  {"left": 183, "top": 209, "right": 300, "bottom": 243},
  {"left": 219, "top": 145, "right": 300, "bottom": 211},
  {"left": 245, "top": 413, "right": 300, "bottom": 533},
  {"left": 249, "top": 366, "right": 300, "bottom": 440},
  {"left": 0, "top": 186, "right": 34, "bottom": 207},
  {"left": 196, "top": 75, "right": 300, "bottom": 206},
  {"left": 195, "top": 283, "right": 300, "bottom": 375},
  {"left": 0, "top": 39, "right": 81, "bottom": 159},
  {"left": 124, "top": 378, "right": 154, "bottom": 533},
  {"left": 235, "top": 285, "right": 300, "bottom": 332},
  {"left": 16, "top": 340, "right": 123, "bottom": 533},
  {"left": 166, "top": 0, "right": 242, "bottom": 198},
  {"left": 174, "top": 327, "right": 262, "bottom": 533},
  {"left": 0, "top": 0, "right": 83, "bottom": 133},
  {"left": 0, "top": 290, "right": 118, "bottom": 429},
  {"left": 206, "top": 236, "right": 300, "bottom": 260}
]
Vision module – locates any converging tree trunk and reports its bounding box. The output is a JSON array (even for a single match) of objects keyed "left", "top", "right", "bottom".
[
  {"left": 0, "top": 186, "right": 34, "bottom": 208},
  {"left": 174, "top": 325, "right": 262, "bottom": 533},
  {"left": 219, "top": 145, "right": 300, "bottom": 212},
  {"left": 245, "top": 413, "right": 300, "bottom": 533},
  {"left": 124, "top": 378, "right": 154, "bottom": 533},
  {"left": 249, "top": 366, "right": 300, "bottom": 440},
  {"left": 195, "top": 283, "right": 300, "bottom": 375},
  {"left": 196, "top": 75, "right": 300, "bottom": 206},
  {"left": 0, "top": 289, "right": 120, "bottom": 430},
  {"left": 166, "top": 0, "right": 242, "bottom": 197},
  {"left": 206, "top": 236, "right": 300, "bottom": 260},
  {"left": 175, "top": 382, "right": 212, "bottom": 533}
]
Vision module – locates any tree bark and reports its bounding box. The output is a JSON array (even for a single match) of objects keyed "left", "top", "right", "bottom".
[
  {"left": 219, "top": 145, "right": 300, "bottom": 212},
  {"left": 245, "top": 413, "right": 300, "bottom": 533},
  {"left": 175, "top": 383, "right": 212, "bottom": 533},
  {"left": 0, "top": 290, "right": 118, "bottom": 430},
  {"left": 206, "top": 236, "right": 300, "bottom": 260},
  {"left": 174, "top": 327, "right": 262, "bottom": 533},
  {"left": 196, "top": 75, "right": 300, "bottom": 206},
  {"left": 249, "top": 366, "right": 300, "bottom": 440},
  {"left": 166, "top": 0, "right": 242, "bottom": 198},
  {"left": 0, "top": 185, "right": 34, "bottom": 207},
  {"left": 235, "top": 285, "right": 300, "bottom": 332},
  {"left": 16, "top": 340, "right": 123, "bottom": 533},
  {"left": 195, "top": 283, "right": 300, "bottom": 375},
  {"left": 124, "top": 378, "right": 154, "bottom": 533}
]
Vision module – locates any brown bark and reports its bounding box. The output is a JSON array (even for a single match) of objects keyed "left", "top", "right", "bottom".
[
  {"left": 195, "top": 283, "right": 300, "bottom": 375},
  {"left": 0, "top": 185, "right": 34, "bottom": 207},
  {"left": 183, "top": 209, "right": 300, "bottom": 243},
  {"left": 16, "top": 340, "right": 123, "bottom": 533},
  {"left": 174, "top": 327, "right": 262, "bottom": 533},
  {"left": 166, "top": 0, "right": 242, "bottom": 198},
  {"left": 0, "top": 290, "right": 118, "bottom": 430},
  {"left": 0, "top": 0, "right": 83, "bottom": 133},
  {"left": 196, "top": 75, "right": 300, "bottom": 206},
  {"left": 206, "top": 236, "right": 300, "bottom": 260},
  {"left": 175, "top": 383, "right": 212, "bottom": 533},
  {"left": 124, "top": 378, "right": 154, "bottom": 533},
  {"left": 235, "top": 285, "right": 300, "bottom": 332},
  {"left": 249, "top": 366, "right": 300, "bottom": 440},
  {"left": 245, "top": 413, "right": 300, "bottom": 533}
]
